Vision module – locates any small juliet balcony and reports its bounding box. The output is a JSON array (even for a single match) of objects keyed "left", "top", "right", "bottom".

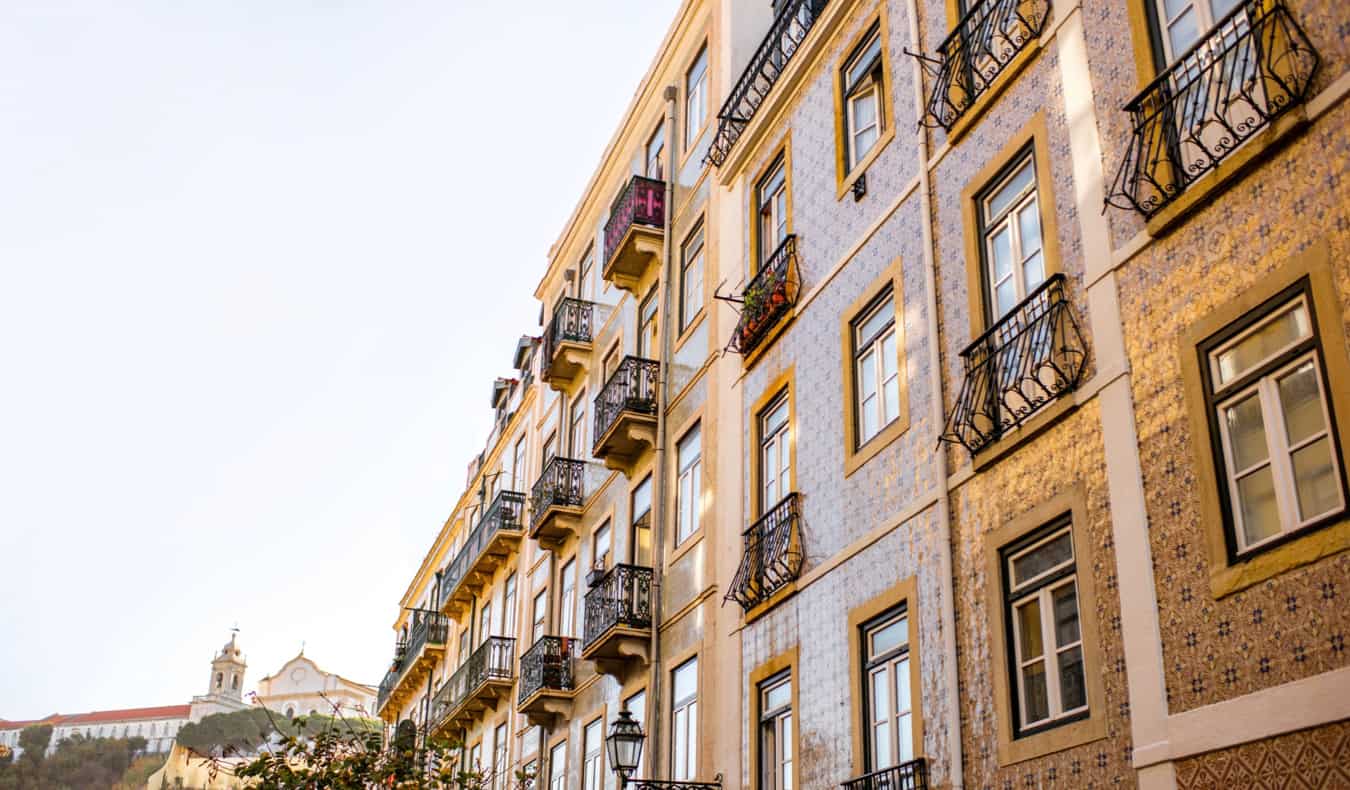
[
  {"left": 1106, "top": 0, "right": 1319, "bottom": 221},
  {"left": 430, "top": 636, "right": 516, "bottom": 735},
  {"left": 516, "top": 636, "right": 578, "bottom": 724},
  {"left": 842, "top": 758, "right": 929, "bottom": 790},
  {"left": 916, "top": 0, "right": 1050, "bottom": 133},
  {"left": 602, "top": 175, "right": 665, "bottom": 295},
  {"left": 592, "top": 357, "right": 660, "bottom": 475},
  {"left": 530, "top": 457, "right": 587, "bottom": 547},
  {"left": 939, "top": 274, "right": 1086, "bottom": 456},
  {"left": 726, "top": 492, "right": 803, "bottom": 612},
  {"left": 438, "top": 490, "right": 527, "bottom": 618},
  {"left": 543, "top": 298, "right": 597, "bottom": 390},
  {"left": 375, "top": 611, "right": 449, "bottom": 721},
  {"left": 728, "top": 235, "right": 800, "bottom": 359},
  {"left": 581, "top": 564, "right": 653, "bottom": 678},
  {"left": 708, "top": 0, "right": 830, "bottom": 167}
]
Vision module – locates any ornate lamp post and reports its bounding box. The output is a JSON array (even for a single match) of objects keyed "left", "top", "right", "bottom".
[{"left": 605, "top": 707, "right": 721, "bottom": 790}]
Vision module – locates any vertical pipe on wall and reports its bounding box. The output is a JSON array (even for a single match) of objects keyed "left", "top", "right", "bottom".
[
  {"left": 902, "top": 0, "right": 964, "bottom": 785},
  {"left": 645, "top": 83, "right": 681, "bottom": 780}
]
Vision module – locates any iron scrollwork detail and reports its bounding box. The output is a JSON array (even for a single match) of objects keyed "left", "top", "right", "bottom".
[
  {"left": 517, "top": 636, "right": 576, "bottom": 704},
  {"left": 726, "top": 492, "right": 803, "bottom": 610},
  {"left": 593, "top": 357, "right": 660, "bottom": 450},
  {"left": 728, "top": 236, "right": 800, "bottom": 357},
  {"left": 582, "top": 564, "right": 654, "bottom": 649}
]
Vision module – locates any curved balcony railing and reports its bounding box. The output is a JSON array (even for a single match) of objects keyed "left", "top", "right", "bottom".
[
  {"left": 917, "top": 0, "right": 1050, "bottom": 131},
  {"left": 517, "top": 636, "right": 577, "bottom": 704},
  {"left": 593, "top": 357, "right": 660, "bottom": 449},
  {"left": 375, "top": 641, "right": 407, "bottom": 712},
  {"left": 726, "top": 492, "right": 803, "bottom": 610},
  {"left": 1106, "top": 0, "right": 1319, "bottom": 218},
  {"left": 842, "top": 758, "right": 929, "bottom": 790},
  {"left": 437, "top": 490, "right": 527, "bottom": 608},
  {"left": 530, "top": 457, "right": 586, "bottom": 529},
  {"left": 583, "top": 564, "right": 654, "bottom": 649},
  {"left": 708, "top": 0, "right": 830, "bottom": 166},
  {"left": 544, "top": 298, "right": 596, "bottom": 367},
  {"left": 432, "top": 636, "right": 516, "bottom": 727},
  {"left": 728, "top": 236, "right": 799, "bottom": 356},
  {"left": 939, "top": 274, "right": 1086, "bottom": 455},
  {"left": 603, "top": 176, "right": 665, "bottom": 268}
]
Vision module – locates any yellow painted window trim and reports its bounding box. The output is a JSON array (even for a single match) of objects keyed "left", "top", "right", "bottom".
[
  {"left": 833, "top": 5, "right": 896, "bottom": 198},
  {"left": 680, "top": 40, "right": 713, "bottom": 169},
  {"left": 846, "top": 577, "right": 925, "bottom": 777},
  {"left": 1178, "top": 240, "right": 1350, "bottom": 599},
  {"left": 668, "top": 407, "right": 708, "bottom": 566},
  {"left": 748, "top": 133, "right": 794, "bottom": 283},
  {"left": 749, "top": 366, "right": 797, "bottom": 521},
  {"left": 983, "top": 486, "right": 1108, "bottom": 765},
  {"left": 748, "top": 647, "right": 801, "bottom": 790},
  {"left": 841, "top": 257, "right": 911, "bottom": 477},
  {"left": 959, "top": 111, "right": 1064, "bottom": 342}
]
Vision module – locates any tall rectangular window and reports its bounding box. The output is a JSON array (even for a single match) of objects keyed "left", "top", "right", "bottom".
[
  {"left": 852, "top": 292, "right": 899, "bottom": 445},
  {"left": 503, "top": 572, "right": 518, "bottom": 641},
  {"left": 624, "top": 689, "right": 647, "bottom": 778},
  {"left": 759, "top": 393, "right": 791, "bottom": 514},
  {"left": 646, "top": 124, "right": 666, "bottom": 180},
  {"left": 756, "top": 157, "right": 788, "bottom": 269},
  {"left": 676, "top": 424, "right": 702, "bottom": 545},
  {"left": 841, "top": 25, "right": 884, "bottom": 171},
  {"left": 470, "top": 741, "right": 483, "bottom": 772},
  {"left": 979, "top": 153, "right": 1045, "bottom": 321},
  {"left": 680, "top": 222, "right": 706, "bottom": 332},
  {"left": 543, "top": 432, "right": 558, "bottom": 467},
  {"left": 862, "top": 608, "right": 913, "bottom": 769},
  {"left": 493, "top": 722, "right": 508, "bottom": 790},
  {"left": 632, "top": 476, "right": 653, "bottom": 566},
  {"left": 639, "top": 290, "right": 659, "bottom": 359},
  {"left": 579, "top": 248, "right": 596, "bottom": 303},
  {"left": 1003, "top": 519, "right": 1088, "bottom": 734},
  {"left": 512, "top": 435, "right": 528, "bottom": 491},
  {"left": 548, "top": 741, "right": 567, "bottom": 790},
  {"left": 593, "top": 520, "right": 612, "bottom": 572},
  {"left": 758, "top": 673, "right": 793, "bottom": 790},
  {"left": 569, "top": 394, "right": 588, "bottom": 459},
  {"left": 532, "top": 590, "right": 548, "bottom": 644},
  {"left": 685, "top": 46, "right": 708, "bottom": 150},
  {"left": 671, "top": 657, "right": 699, "bottom": 781},
  {"left": 559, "top": 558, "right": 577, "bottom": 637},
  {"left": 582, "top": 718, "right": 604, "bottom": 790},
  {"left": 480, "top": 600, "right": 494, "bottom": 643},
  {"left": 1202, "top": 290, "right": 1346, "bottom": 554}
]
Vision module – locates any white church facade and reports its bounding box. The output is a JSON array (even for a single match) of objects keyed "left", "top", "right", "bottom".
[{"left": 253, "top": 652, "right": 376, "bottom": 719}]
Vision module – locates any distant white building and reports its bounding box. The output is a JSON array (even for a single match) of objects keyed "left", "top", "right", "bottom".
[
  {"left": 0, "top": 705, "right": 189, "bottom": 759},
  {"left": 254, "top": 652, "right": 376, "bottom": 719}
]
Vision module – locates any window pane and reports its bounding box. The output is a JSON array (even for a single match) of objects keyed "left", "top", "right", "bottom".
[
  {"left": 869, "top": 616, "right": 906, "bottom": 657},
  {"left": 673, "top": 658, "right": 698, "bottom": 702},
  {"left": 1224, "top": 393, "right": 1269, "bottom": 470},
  {"left": 996, "top": 278, "right": 1018, "bottom": 317},
  {"left": 1292, "top": 437, "right": 1340, "bottom": 521},
  {"left": 678, "top": 425, "right": 701, "bottom": 470},
  {"left": 1058, "top": 645, "right": 1087, "bottom": 711},
  {"left": 1278, "top": 361, "right": 1326, "bottom": 445},
  {"left": 765, "top": 398, "right": 789, "bottom": 436},
  {"left": 1052, "top": 583, "right": 1080, "bottom": 645},
  {"left": 763, "top": 679, "right": 791, "bottom": 712},
  {"left": 1215, "top": 304, "right": 1312, "bottom": 386},
  {"left": 1236, "top": 466, "right": 1281, "bottom": 546},
  {"left": 1166, "top": 7, "right": 1199, "bottom": 54},
  {"left": 870, "top": 667, "right": 890, "bottom": 720},
  {"left": 896, "top": 712, "right": 913, "bottom": 763},
  {"left": 1021, "top": 661, "right": 1050, "bottom": 724},
  {"left": 987, "top": 160, "right": 1034, "bottom": 220},
  {"left": 857, "top": 298, "right": 892, "bottom": 346},
  {"left": 1023, "top": 250, "right": 1046, "bottom": 294},
  {"left": 1017, "top": 202, "right": 1042, "bottom": 256},
  {"left": 894, "top": 657, "right": 910, "bottom": 712},
  {"left": 883, "top": 376, "right": 900, "bottom": 428},
  {"left": 871, "top": 720, "right": 892, "bottom": 769},
  {"left": 1016, "top": 599, "right": 1044, "bottom": 660},
  {"left": 860, "top": 353, "right": 877, "bottom": 402},
  {"left": 1011, "top": 531, "right": 1073, "bottom": 587},
  {"left": 990, "top": 227, "right": 1013, "bottom": 279}
]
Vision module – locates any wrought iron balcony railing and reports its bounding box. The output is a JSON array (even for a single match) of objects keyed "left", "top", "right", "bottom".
[
  {"left": 437, "top": 490, "right": 527, "bottom": 608},
  {"left": 603, "top": 175, "right": 665, "bottom": 268},
  {"left": 726, "top": 492, "right": 803, "bottom": 610},
  {"left": 1106, "top": 0, "right": 1319, "bottom": 218},
  {"left": 583, "top": 564, "right": 654, "bottom": 649},
  {"left": 916, "top": 0, "right": 1050, "bottom": 131},
  {"left": 517, "top": 636, "right": 577, "bottom": 704},
  {"left": 402, "top": 610, "right": 449, "bottom": 666},
  {"left": 728, "top": 236, "right": 799, "bottom": 356},
  {"left": 432, "top": 636, "right": 516, "bottom": 727},
  {"left": 708, "top": 0, "right": 830, "bottom": 167},
  {"left": 842, "top": 758, "right": 929, "bottom": 790},
  {"left": 530, "top": 457, "right": 586, "bottom": 528},
  {"left": 543, "top": 298, "right": 596, "bottom": 368},
  {"left": 593, "top": 356, "right": 660, "bottom": 450},
  {"left": 940, "top": 274, "right": 1086, "bottom": 455},
  {"left": 375, "top": 641, "right": 406, "bottom": 711}
]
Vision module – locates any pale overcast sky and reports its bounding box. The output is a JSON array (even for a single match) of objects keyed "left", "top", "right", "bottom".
[{"left": 0, "top": 0, "right": 680, "bottom": 719}]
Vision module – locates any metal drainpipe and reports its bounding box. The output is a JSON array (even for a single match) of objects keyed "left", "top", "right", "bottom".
[
  {"left": 902, "top": 0, "right": 964, "bottom": 785},
  {"left": 644, "top": 83, "right": 680, "bottom": 781}
]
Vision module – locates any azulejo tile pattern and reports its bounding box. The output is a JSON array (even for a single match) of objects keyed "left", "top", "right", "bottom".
[
  {"left": 1116, "top": 100, "right": 1350, "bottom": 713},
  {"left": 1174, "top": 720, "right": 1350, "bottom": 790}
]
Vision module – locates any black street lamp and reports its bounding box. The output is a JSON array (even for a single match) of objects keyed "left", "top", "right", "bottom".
[{"left": 605, "top": 706, "right": 721, "bottom": 790}]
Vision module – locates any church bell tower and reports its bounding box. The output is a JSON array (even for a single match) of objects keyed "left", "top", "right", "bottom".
[{"left": 207, "top": 628, "right": 248, "bottom": 702}]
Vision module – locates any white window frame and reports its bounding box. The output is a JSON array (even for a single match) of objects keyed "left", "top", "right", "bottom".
[
  {"left": 1005, "top": 524, "right": 1088, "bottom": 733},
  {"left": 1207, "top": 295, "right": 1346, "bottom": 554},
  {"left": 853, "top": 293, "right": 899, "bottom": 446},
  {"left": 559, "top": 558, "right": 577, "bottom": 637},
  {"left": 569, "top": 393, "right": 588, "bottom": 459},
  {"left": 756, "top": 158, "right": 788, "bottom": 269},
  {"left": 680, "top": 223, "right": 705, "bottom": 332},
  {"left": 980, "top": 153, "right": 1045, "bottom": 320},
  {"left": 582, "top": 718, "right": 604, "bottom": 790},
  {"left": 646, "top": 124, "right": 666, "bottom": 180},
  {"left": 685, "top": 46, "right": 709, "bottom": 151},
  {"left": 676, "top": 423, "right": 702, "bottom": 545},
  {"left": 758, "top": 672, "right": 793, "bottom": 790},
  {"left": 671, "top": 658, "right": 699, "bottom": 781},
  {"left": 759, "top": 393, "right": 792, "bottom": 514},
  {"left": 842, "top": 25, "right": 884, "bottom": 171},
  {"left": 863, "top": 610, "right": 913, "bottom": 770},
  {"left": 548, "top": 741, "right": 567, "bottom": 790}
]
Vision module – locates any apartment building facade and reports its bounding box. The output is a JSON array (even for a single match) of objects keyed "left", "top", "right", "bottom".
[{"left": 374, "top": 0, "right": 1350, "bottom": 789}]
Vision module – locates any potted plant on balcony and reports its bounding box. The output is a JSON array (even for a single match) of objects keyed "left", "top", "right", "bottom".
[{"left": 586, "top": 560, "right": 608, "bottom": 588}]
